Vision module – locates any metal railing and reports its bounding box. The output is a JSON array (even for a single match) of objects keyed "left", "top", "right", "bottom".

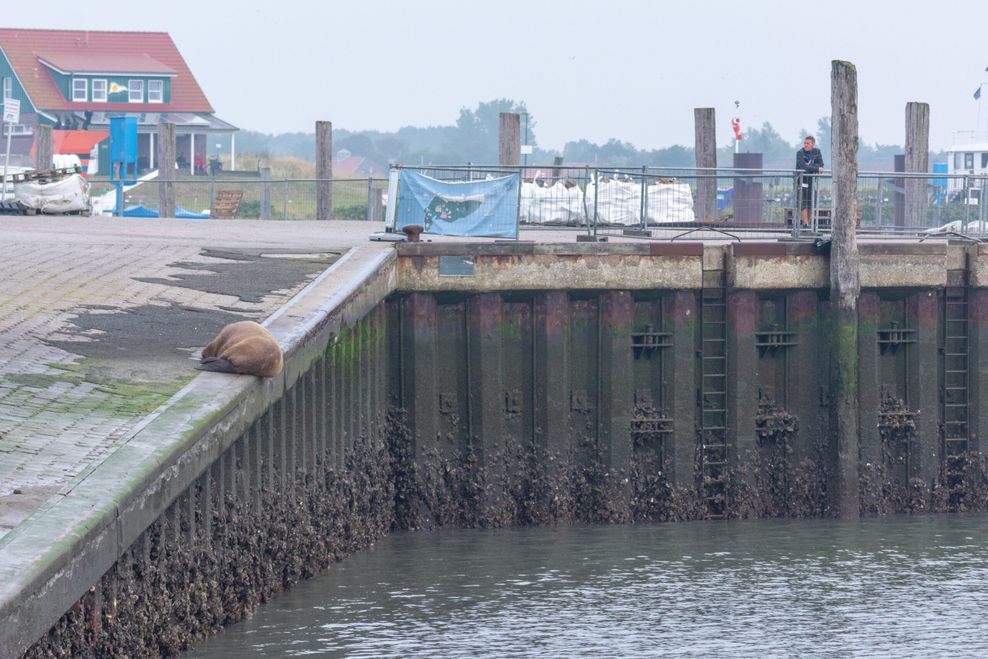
[
  {"left": 87, "top": 176, "right": 388, "bottom": 221},
  {"left": 74, "top": 165, "right": 988, "bottom": 239},
  {"left": 399, "top": 164, "right": 988, "bottom": 240}
]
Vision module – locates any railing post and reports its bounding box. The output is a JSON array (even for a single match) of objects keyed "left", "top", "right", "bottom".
[
  {"left": 366, "top": 176, "right": 373, "bottom": 221},
  {"left": 830, "top": 59, "right": 861, "bottom": 519},
  {"left": 260, "top": 167, "right": 272, "bottom": 220},
  {"left": 640, "top": 165, "right": 647, "bottom": 229},
  {"left": 283, "top": 179, "right": 289, "bottom": 220},
  {"left": 592, "top": 170, "right": 599, "bottom": 238},
  {"left": 792, "top": 172, "right": 802, "bottom": 239}
]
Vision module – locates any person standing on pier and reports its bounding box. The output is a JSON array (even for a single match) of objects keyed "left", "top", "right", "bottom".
[{"left": 796, "top": 136, "right": 825, "bottom": 227}]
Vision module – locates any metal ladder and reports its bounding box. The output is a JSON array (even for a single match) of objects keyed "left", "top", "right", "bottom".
[
  {"left": 699, "top": 266, "right": 728, "bottom": 519},
  {"left": 942, "top": 269, "right": 970, "bottom": 502}
]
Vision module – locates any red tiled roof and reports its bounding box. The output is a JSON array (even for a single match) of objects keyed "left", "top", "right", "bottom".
[
  {"left": 53, "top": 130, "right": 109, "bottom": 154},
  {"left": 38, "top": 52, "right": 177, "bottom": 75},
  {"left": 29, "top": 130, "right": 109, "bottom": 157},
  {"left": 334, "top": 155, "right": 384, "bottom": 177},
  {"left": 0, "top": 28, "right": 213, "bottom": 113}
]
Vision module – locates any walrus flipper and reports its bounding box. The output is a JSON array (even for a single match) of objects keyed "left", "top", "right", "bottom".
[{"left": 196, "top": 356, "right": 238, "bottom": 373}]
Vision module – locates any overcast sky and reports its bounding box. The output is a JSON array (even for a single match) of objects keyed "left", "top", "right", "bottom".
[{"left": 5, "top": 0, "right": 988, "bottom": 152}]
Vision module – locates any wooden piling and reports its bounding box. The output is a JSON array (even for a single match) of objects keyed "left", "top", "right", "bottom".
[
  {"left": 694, "top": 108, "right": 717, "bottom": 221},
  {"left": 157, "top": 122, "right": 176, "bottom": 219},
  {"left": 904, "top": 102, "right": 930, "bottom": 229},
  {"left": 34, "top": 125, "right": 52, "bottom": 171},
  {"left": 498, "top": 112, "right": 520, "bottom": 169},
  {"left": 316, "top": 120, "right": 333, "bottom": 220},
  {"left": 830, "top": 60, "right": 861, "bottom": 518}
]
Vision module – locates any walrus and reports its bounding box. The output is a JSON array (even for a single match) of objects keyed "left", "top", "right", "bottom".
[{"left": 197, "top": 321, "right": 283, "bottom": 377}]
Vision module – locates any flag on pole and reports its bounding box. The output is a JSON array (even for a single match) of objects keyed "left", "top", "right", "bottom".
[
  {"left": 731, "top": 117, "right": 743, "bottom": 141},
  {"left": 976, "top": 86, "right": 983, "bottom": 100}
]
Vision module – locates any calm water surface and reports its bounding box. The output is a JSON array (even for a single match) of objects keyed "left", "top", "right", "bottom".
[{"left": 189, "top": 515, "right": 988, "bottom": 657}]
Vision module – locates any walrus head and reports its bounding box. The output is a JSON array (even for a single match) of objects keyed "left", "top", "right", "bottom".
[{"left": 197, "top": 321, "right": 283, "bottom": 378}]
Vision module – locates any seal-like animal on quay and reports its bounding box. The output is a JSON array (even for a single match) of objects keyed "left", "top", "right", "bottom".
[{"left": 197, "top": 321, "right": 283, "bottom": 377}]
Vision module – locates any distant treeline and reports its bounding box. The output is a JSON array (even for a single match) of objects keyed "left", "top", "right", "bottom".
[{"left": 234, "top": 99, "right": 933, "bottom": 172}]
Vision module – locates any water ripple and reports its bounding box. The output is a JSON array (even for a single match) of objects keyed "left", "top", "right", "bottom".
[{"left": 189, "top": 514, "right": 988, "bottom": 658}]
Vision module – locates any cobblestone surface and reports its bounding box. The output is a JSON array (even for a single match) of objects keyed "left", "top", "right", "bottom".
[{"left": 0, "top": 217, "right": 387, "bottom": 538}]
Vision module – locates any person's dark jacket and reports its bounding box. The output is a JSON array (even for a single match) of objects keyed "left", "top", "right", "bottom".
[{"left": 797, "top": 147, "right": 824, "bottom": 174}]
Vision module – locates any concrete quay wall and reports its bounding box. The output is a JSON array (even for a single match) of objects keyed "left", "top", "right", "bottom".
[{"left": 1, "top": 248, "right": 396, "bottom": 659}]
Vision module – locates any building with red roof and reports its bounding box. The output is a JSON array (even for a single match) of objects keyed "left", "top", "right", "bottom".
[{"left": 0, "top": 27, "right": 236, "bottom": 174}]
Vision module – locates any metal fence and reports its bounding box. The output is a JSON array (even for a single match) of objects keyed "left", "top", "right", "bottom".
[
  {"left": 78, "top": 166, "right": 988, "bottom": 239},
  {"left": 87, "top": 177, "right": 388, "bottom": 221},
  {"left": 398, "top": 165, "right": 988, "bottom": 239}
]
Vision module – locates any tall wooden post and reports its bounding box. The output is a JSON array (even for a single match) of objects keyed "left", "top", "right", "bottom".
[
  {"left": 694, "top": 108, "right": 717, "bottom": 221},
  {"left": 34, "top": 125, "right": 53, "bottom": 171},
  {"left": 158, "top": 122, "right": 176, "bottom": 219},
  {"left": 316, "top": 120, "right": 333, "bottom": 220},
  {"left": 498, "top": 112, "right": 520, "bottom": 168},
  {"left": 904, "top": 102, "right": 930, "bottom": 229},
  {"left": 830, "top": 60, "right": 861, "bottom": 519}
]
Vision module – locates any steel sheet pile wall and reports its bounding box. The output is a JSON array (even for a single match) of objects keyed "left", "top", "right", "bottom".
[
  {"left": 22, "top": 305, "right": 392, "bottom": 658},
  {"left": 390, "top": 240, "right": 988, "bottom": 525}
]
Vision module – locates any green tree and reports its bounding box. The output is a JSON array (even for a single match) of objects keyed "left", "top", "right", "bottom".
[{"left": 439, "top": 99, "right": 531, "bottom": 163}]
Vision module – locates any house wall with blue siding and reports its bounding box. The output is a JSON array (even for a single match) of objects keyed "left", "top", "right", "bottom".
[{"left": 0, "top": 47, "right": 35, "bottom": 111}]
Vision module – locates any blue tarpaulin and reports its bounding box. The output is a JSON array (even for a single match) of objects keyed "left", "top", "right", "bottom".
[
  {"left": 395, "top": 170, "right": 519, "bottom": 238},
  {"left": 123, "top": 204, "right": 210, "bottom": 219}
]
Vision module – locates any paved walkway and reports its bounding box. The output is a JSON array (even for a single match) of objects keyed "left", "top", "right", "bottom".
[{"left": 0, "top": 217, "right": 394, "bottom": 538}]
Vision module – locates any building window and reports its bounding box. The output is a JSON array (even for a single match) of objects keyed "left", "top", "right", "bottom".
[
  {"left": 954, "top": 153, "right": 963, "bottom": 169},
  {"left": 965, "top": 153, "right": 974, "bottom": 170},
  {"left": 2, "top": 77, "right": 11, "bottom": 100},
  {"left": 72, "top": 78, "right": 87, "bottom": 102},
  {"left": 92, "top": 79, "right": 107, "bottom": 103},
  {"left": 982, "top": 153, "right": 988, "bottom": 169},
  {"left": 147, "top": 79, "right": 163, "bottom": 103},
  {"left": 128, "top": 79, "right": 143, "bottom": 103}
]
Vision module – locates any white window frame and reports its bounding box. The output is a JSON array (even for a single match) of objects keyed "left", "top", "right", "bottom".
[
  {"left": 72, "top": 77, "right": 87, "bottom": 102},
  {"left": 2, "top": 77, "right": 11, "bottom": 100},
  {"left": 147, "top": 79, "right": 163, "bottom": 103},
  {"left": 128, "top": 79, "right": 144, "bottom": 103},
  {"left": 92, "top": 79, "right": 107, "bottom": 103}
]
